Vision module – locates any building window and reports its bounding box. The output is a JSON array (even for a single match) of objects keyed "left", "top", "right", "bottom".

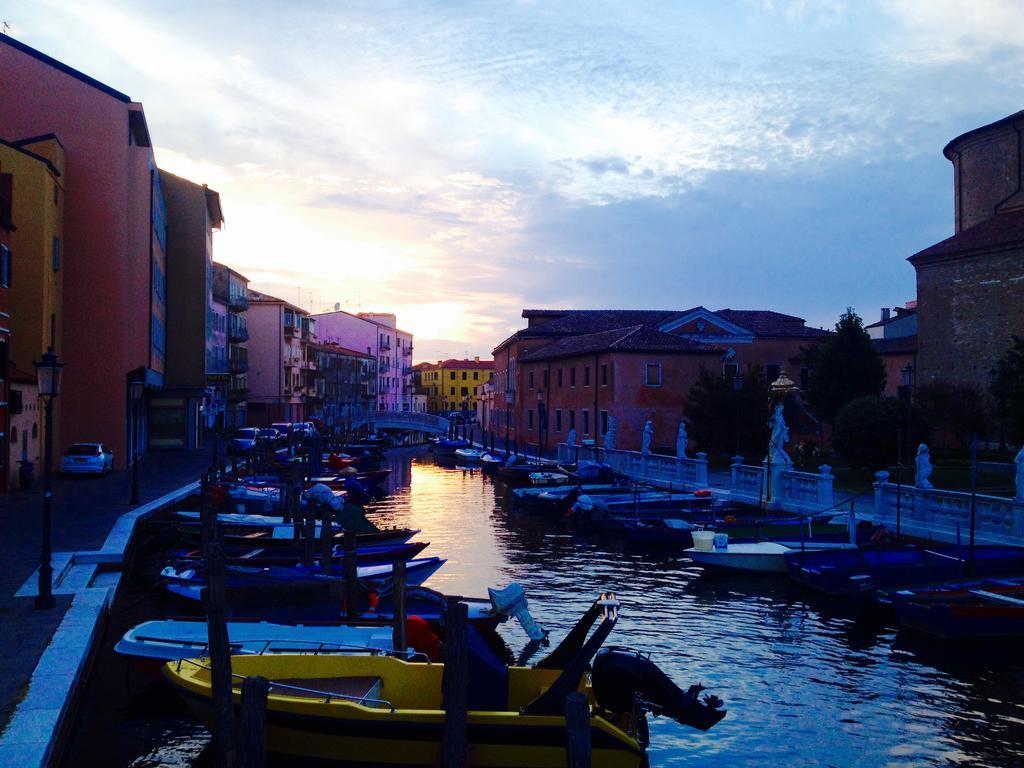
[
  {"left": 528, "top": 371, "right": 534, "bottom": 389},
  {"left": 473, "top": 371, "right": 479, "bottom": 380},
  {"left": 557, "top": 369, "right": 563, "bottom": 387},
  {"left": 766, "top": 363, "right": 781, "bottom": 384},
  {"left": 0, "top": 244, "right": 10, "bottom": 288},
  {"left": 582, "top": 409, "right": 590, "bottom": 434},
  {"left": 601, "top": 364, "right": 608, "bottom": 386},
  {"left": 450, "top": 386, "right": 455, "bottom": 395},
  {"left": 583, "top": 366, "right": 590, "bottom": 386},
  {"left": 570, "top": 367, "right": 576, "bottom": 387},
  {"left": 542, "top": 369, "right": 549, "bottom": 389},
  {"left": 555, "top": 409, "right": 562, "bottom": 432},
  {"left": 600, "top": 410, "right": 609, "bottom": 435},
  {"left": 461, "top": 387, "right": 468, "bottom": 396},
  {"left": 528, "top": 409, "right": 534, "bottom": 430},
  {"left": 645, "top": 363, "right": 662, "bottom": 387},
  {"left": 462, "top": 371, "right": 467, "bottom": 380},
  {"left": 10, "top": 426, "right": 16, "bottom": 444},
  {"left": 450, "top": 371, "right": 456, "bottom": 380},
  {"left": 54, "top": 184, "right": 60, "bottom": 205},
  {"left": 568, "top": 410, "right": 576, "bottom": 430}
]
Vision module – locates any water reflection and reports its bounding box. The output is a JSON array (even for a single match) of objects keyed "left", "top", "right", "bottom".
[{"left": 61, "top": 446, "right": 1024, "bottom": 767}]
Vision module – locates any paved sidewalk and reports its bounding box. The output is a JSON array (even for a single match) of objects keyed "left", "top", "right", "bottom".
[{"left": 0, "top": 450, "right": 212, "bottom": 731}]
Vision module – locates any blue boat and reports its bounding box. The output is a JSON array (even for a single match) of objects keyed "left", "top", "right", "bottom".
[
  {"left": 887, "top": 576, "right": 1024, "bottom": 639},
  {"left": 785, "top": 545, "right": 1024, "bottom": 598},
  {"left": 431, "top": 438, "right": 471, "bottom": 457},
  {"left": 161, "top": 556, "right": 447, "bottom": 603},
  {"left": 166, "top": 540, "right": 430, "bottom": 568}
]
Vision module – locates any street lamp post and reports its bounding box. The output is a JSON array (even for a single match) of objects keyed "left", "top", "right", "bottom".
[
  {"left": 130, "top": 379, "right": 144, "bottom": 505},
  {"left": 34, "top": 347, "right": 63, "bottom": 610},
  {"left": 764, "top": 371, "right": 798, "bottom": 508}
]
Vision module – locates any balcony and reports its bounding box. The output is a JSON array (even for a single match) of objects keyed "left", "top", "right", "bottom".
[
  {"left": 402, "top": 345, "right": 412, "bottom": 357},
  {"left": 230, "top": 358, "right": 249, "bottom": 374},
  {"left": 229, "top": 292, "right": 249, "bottom": 311},
  {"left": 229, "top": 320, "right": 249, "bottom": 342},
  {"left": 284, "top": 323, "right": 299, "bottom": 337},
  {"left": 380, "top": 340, "right": 391, "bottom": 351},
  {"left": 284, "top": 356, "right": 300, "bottom": 368}
]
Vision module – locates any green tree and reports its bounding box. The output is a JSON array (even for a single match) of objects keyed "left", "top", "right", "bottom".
[
  {"left": 990, "top": 335, "right": 1024, "bottom": 445},
  {"left": 806, "top": 308, "right": 886, "bottom": 424},
  {"left": 915, "top": 381, "right": 990, "bottom": 449},
  {"left": 833, "top": 395, "right": 929, "bottom": 470},
  {"left": 683, "top": 366, "right": 769, "bottom": 459}
]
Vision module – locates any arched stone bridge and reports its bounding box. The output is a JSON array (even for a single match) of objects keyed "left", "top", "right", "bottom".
[{"left": 341, "top": 408, "right": 451, "bottom": 435}]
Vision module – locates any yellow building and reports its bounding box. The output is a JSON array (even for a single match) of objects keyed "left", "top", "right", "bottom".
[
  {"left": 417, "top": 357, "right": 493, "bottom": 415},
  {"left": 0, "top": 135, "right": 66, "bottom": 475}
]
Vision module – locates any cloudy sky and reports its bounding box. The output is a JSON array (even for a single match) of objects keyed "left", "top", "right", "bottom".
[{"left": 8, "top": 1, "right": 1024, "bottom": 360}]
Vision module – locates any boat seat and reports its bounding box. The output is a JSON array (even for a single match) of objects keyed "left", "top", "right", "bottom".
[{"left": 271, "top": 676, "right": 383, "bottom": 705}]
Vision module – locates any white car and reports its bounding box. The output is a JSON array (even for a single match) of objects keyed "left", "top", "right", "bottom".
[{"left": 60, "top": 443, "right": 114, "bottom": 475}]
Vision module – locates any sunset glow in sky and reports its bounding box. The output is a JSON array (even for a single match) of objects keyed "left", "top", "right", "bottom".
[{"left": 10, "top": 1, "right": 1024, "bottom": 360}]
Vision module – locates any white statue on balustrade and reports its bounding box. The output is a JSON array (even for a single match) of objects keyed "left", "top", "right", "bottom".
[
  {"left": 1015, "top": 446, "right": 1024, "bottom": 501},
  {"left": 676, "top": 421, "right": 689, "bottom": 459},
  {"left": 567, "top": 428, "right": 577, "bottom": 448},
  {"left": 641, "top": 421, "right": 653, "bottom": 455},
  {"left": 767, "top": 403, "right": 792, "bottom": 466},
  {"left": 604, "top": 416, "right": 617, "bottom": 451},
  {"left": 915, "top": 443, "right": 933, "bottom": 489}
]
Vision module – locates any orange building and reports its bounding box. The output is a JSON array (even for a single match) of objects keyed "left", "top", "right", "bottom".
[
  {"left": 0, "top": 35, "right": 167, "bottom": 467},
  {"left": 494, "top": 308, "right": 830, "bottom": 455}
]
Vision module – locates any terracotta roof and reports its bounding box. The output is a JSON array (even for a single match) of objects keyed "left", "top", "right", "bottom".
[
  {"left": 413, "top": 362, "right": 437, "bottom": 371},
  {"left": 909, "top": 208, "right": 1024, "bottom": 264},
  {"left": 872, "top": 336, "right": 918, "bottom": 355},
  {"left": 519, "top": 309, "right": 686, "bottom": 336},
  {"left": 521, "top": 325, "right": 720, "bottom": 362},
  {"left": 436, "top": 359, "right": 494, "bottom": 370},
  {"left": 714, "top": 309, "right": 831, "bottom": 338}
]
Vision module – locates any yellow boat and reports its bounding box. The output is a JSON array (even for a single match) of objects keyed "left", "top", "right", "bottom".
[
  {"left": 163, "top": 595, "right": 726, "bottom": 766},
  {"left": 164, "top": 653, "right": 645, "bottom": 767}
]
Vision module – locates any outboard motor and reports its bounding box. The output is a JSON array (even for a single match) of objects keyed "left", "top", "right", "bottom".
[{"left": 592, "top": 647, "right": 726, "bottom": 732}]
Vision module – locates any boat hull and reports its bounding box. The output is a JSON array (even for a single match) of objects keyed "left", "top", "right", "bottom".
[{"left": 166, "top": 655, "right": 644, "bottom": 768}]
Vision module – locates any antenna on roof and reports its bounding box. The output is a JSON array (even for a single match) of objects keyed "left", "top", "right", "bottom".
[{"left": 334, "top": 302, "right": 341, "bottom": 311}]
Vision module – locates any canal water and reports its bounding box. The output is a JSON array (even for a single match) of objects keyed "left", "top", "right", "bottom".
[{"left": 63, "top": 446, "right": 1024, "bottom": 767}]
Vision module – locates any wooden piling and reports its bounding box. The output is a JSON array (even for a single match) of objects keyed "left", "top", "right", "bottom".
[
  {"left": 320, "top": 503, "right": 334, "bottom": 574},
  {"left": 343, "top": 529, "right": 359, "bottom": 619},
  {"left": 441, "top": 597, "right": 469, "bottom": 767},
  {"left": 391, "top": 558, "right": 408, "bottom": 656},
  {"left": 565, "top": 691, "right": 592, "bottom": 768},
  {"left": 302, "top": 512, "right": 316, "bottom": 568},
  {"left": 204, "top": 540, "right": 237, "bottom": 768},
  {"left": 238, "top": 675, "right": 269, "bottom": 768}
]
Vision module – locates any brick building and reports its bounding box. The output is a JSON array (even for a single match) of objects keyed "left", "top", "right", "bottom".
[
  {"left": 910, "top": 110, "right": 1024, "bottom": 393},
  {"left": 492, "top": 308, "right": 830, "bottom": 454}
]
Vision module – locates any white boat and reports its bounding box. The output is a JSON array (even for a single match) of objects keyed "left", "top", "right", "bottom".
[
  {"left": 528, "top": 471, "right": 569, "bottom": 486},
  {"left": 115, "top": 619, "right": 401, "bottom": 669},
  {"left": 453, "top": 448, "right": 486, "bottom": 462},
  {"left": 686, "top": 540, "right": 858, "bottom": 574}
]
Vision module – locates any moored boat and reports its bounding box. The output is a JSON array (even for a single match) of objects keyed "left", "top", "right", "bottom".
[
  {"left": 785, "top": 545, "right": 1024, "bottom": 598},
  {"left": 163, "top": 596, "right": 726, "bottom": 766},
  {"left": 453, "top": 447, "right": 486, "bottom": 463},
  {"left": 887, "top": 576, "right": 1024, "bottom": 639},
  {"left": 686, "top": 538, "right": 859, "bottom": 574}
]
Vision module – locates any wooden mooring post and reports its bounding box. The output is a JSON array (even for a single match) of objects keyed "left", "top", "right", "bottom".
[
  {"left": 441, "top": 597, "right": 468, "bottom": 767},
  {"left": 565, "top": 691, "right": 592, "bottom": 768},
  {"left": 238, "top": 674, "right": 269, "bottom": 768},
  {"left": 343, "top": 529, "right": 359, "bottom": 619},
  {"left": 204, "top": 539, "right": 236, "bottom": 768},
  {"left": 320, "top": 503, "right": 335, "bottom": 574},
  {"left": 302, "top": 511, "right": 316, "bottom": 568},
  {"left": 391, "top": 558, "right": 407, "bottom": 655}
]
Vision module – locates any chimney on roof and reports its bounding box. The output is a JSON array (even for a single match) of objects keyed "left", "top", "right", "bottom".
[
  {"left": 881, "top": 308, "right": 891, "bottom": 322},
  {"left": 474, "top": 356, "right": 479, "bottom": 363}
]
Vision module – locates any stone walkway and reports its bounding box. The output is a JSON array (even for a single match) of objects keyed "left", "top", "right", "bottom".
[{"left": 0, "top": 450, "right": 212, "bottom": 732}]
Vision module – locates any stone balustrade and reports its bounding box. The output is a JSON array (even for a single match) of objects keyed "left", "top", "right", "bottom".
[
  {"left": 727, "top": 455, "right": 834, "bottom": 514},
  {"left": 873, "top": 471, "right": 1024, "bottom": 545},
  {"left": 556, "top": 443, "right": 709, "bottom": 489}
]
